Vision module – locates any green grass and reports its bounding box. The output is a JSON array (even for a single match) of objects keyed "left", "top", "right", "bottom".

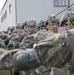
[{"left": 0, "top": 70, "right": 9, "bottom": 75}]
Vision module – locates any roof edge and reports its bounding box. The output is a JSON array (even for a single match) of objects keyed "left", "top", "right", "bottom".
[{"left": 0, "top": 0, "right": 8, "bottom": 13}]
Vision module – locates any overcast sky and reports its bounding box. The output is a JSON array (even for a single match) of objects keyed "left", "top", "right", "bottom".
[{"left": 0, "top": 0, "right": 6, "bottom": 11}]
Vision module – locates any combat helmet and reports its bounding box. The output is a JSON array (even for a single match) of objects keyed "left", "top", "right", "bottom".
[
  {"left": 50, "top": 16, "right": 60, "bottom": 24},
  {"left": 46, "top": 15, "right": 55, "bottom": 23},
  {"left": 10, "top": 26, "right": 15, "bottom": 31},
  {"left": 61, "top": 12, "right": 74, "bottom": 26},
  {"left": 46, "top": 15, "right": 60, "bottom": 25},
  {"left": 22, "top": 21, "right": 28, "bottom": 29},
  {"left": 28, "top": 18, "right": 37, "bottom": 27},
  {"left": 22, "top": 21, "right": 27, "bottom": 26},
  {"left": 37, "top": 20, "right": 46, "bottom": 28},
  {"left": 7, "top": 26, "right": 15, "bottom": 34},
  {"left": 16, "top": 23, "right": 23, "bottom": 29}
]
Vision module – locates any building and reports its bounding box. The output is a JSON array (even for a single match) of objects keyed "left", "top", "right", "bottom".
[{"left": 0, "top": 0, "right": 74, "bottom": 31}]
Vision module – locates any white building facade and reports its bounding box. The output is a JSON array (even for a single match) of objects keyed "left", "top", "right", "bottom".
[{"left": 0, "top": 0, "right": 74, "bottom": 31}]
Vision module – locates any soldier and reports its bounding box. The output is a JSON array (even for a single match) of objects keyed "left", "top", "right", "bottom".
[
  {"left": 34, "top": 17, "right": 60, "bottom": 64},
  {"left": 19, "top": 19, "right": 37, "bottom": 49},
  {"left": 0, "top": 32, "right": 8, "bottom": 49},
  {"left": 45, "top": 16, "right": 60, "bottom": 39},
  {"left": 15, "top": 23, "right": 23, "bottom": 34},
  {"left": 22, "top": 21, "right": 30, "bottom": 35},
  {"left": 61, "top": 12, "right": 74, "bottom": 31},
  {"left": 60, "top": 12, "right": 74, "bottom": 75},
  {"left": 7, "top": 26, "right": 15, "bottom": 35},
  {"left": 8, "top": 22, "right": 28, "bottom": 50},
  {"left": 47, "top": 16, "right": 60, "bottom": 32},
  {"left": 34, "top": 20, "right": 48, "bottom": 42},
  {"left": 49, "top": 12, "right": 74, "bottom": 75},
  {"left": 19, "top": 19, "right": 37, "bottom": 75},
  {"left": 33, "top": 17, "right": 60, "bottom": 75},
  {"left": 28, "top": 18, "right": 37, "bottom": 35}
]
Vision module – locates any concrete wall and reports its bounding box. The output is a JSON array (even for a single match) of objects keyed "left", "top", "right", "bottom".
[
  {"left": 0, "top": 0, "right": 74, "bottom": 31},
  {"left": 16, "top": 0, "right": 74, "bottom": 23},
  {"left": 0, "top": 0, "right": 16, "bottom": 31}
]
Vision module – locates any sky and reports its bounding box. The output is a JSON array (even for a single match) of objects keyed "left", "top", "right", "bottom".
[{"left": 0, "top": 0, "right": 6, "bottom": 11}]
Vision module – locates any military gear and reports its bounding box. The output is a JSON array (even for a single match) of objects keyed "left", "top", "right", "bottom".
[
  {"left": 2, "top": 28, "right": 72, "bottom": 75},
  {"left": 22, "top": 21, "right": 28, "bottom": 29},
  {"left": 62, "top": 12, "right": 74, "bottom": 21},
  {"left": 28, "top": 19, "right": 37, "bottom": 27},
  {"left": 34, "top": 65, "right": 50, "bottom": 75},
  {"left": 0, "top": 38, "right": 5, "bottom": 48},
  {"left": 0, "top": 49, "right": 19, "bottom": 70},
  {"left": 0, "top": 33, "right": 8, "bottom": 39},
  {"left": 34, "top": 30, "right": 49, "bottom": 42},
  {"left": 10, "top": 26, "right": 15, "bottom": 30},
  {"left": 63, "top": 21, "right": 74, "bottom": 26},
  {"left": 7, "top": 26, "right": 15, "bottom": 34},
  {"left": 8, "top": 32, "right": 26, "bottom": 49},
  {"left": 46, "top": 15, "right": 60, "bottom": 24},
  {"left": 50, "top": 17, "right": 60, "bottom": 24},
  {"left": 19, "top": 35, "right": 35, "bottom": 49},
  {"left": 16, "top": 23, "right": 23, "bottom": 29},
  {"left": 12, "top": 49, "right": 41, "bottom": 71},
  {"left": 23, "top": 21, "right": 27, "bottom": 26},
  {"left": 50, "top": 67, "right": 70, "bottom": 75},
  {"left": 37, "top": 20, "right": 46, "bottom": 28},
  {"left": 61, "top": 12, "right": 74, "bottom": 26},
  {"left": 46, "top": 15, "right": 55, "bottom": 23}
]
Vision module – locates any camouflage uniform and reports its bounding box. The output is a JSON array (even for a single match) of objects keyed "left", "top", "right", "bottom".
[
  {"left": 28, "top": 18, "right": 37, "bottom": 35},
  {"left": 7, "top": 26, "right": 15, "bottom": 35},
  {"left": 22, "top": 21, "right": 30, "bottom": 35},
  {"left": 0, "top": 33, "right": 8, "bottom": 49},
  {"left": 34, "top": 20, "right": 48, "bottom": 43},
  {"left": 12, "top": 18, "right": 60, "bottom": 75},
  {"left": 36, "top": 16, "right": 60, "bottom": 40},
  {"left": 60, "top": 12, "right": 74, "bottom": 75},
  {"left": 19, "top": 19, "right": 37, "bottom": 49},
  {"left": 18, "top": 19, "right": 37, "bottom": 75},
  {"left": 9, "top": 24, "right": 28, "bottom": 75},
  {"left": 33, "top": 21, "right": 49, "bottom": 75}
]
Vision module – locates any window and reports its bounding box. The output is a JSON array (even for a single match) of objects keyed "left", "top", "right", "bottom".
[
  {"left": 5, "top": 11, "right": 7, "bottom": 18},
  {"left": 1, "top": 11, "right": 7, "bottom": 23},
  {"left": 54, "top": 0, "right": 69, "bottom": 7},
  {"left": 9, "top": 4, "right": 11, "bottom": 13}
]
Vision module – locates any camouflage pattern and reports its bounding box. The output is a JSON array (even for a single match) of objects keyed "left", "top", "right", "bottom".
[
  {"left": 34, "top": 20, "right": 58, "bottom": 75},
  {"left": 16, "top": 23, "right": 23, "bottom": 29},
  {"left": 0, "top": 38, "right": 5, "bottom": 49},
  {"left": 46, "top": 16, "right": 60, "bottom": 33},
  {"left": 34, "top": 30, "right": 50, "bottom": 43},
  {"left": 8, "top": 32, "right": 27, "bottom": 50},
  {"left": 61, "top": 12, "right": 74, "bottom": 26},
  {"left": 46, "top": 15, "right": 60, "bottom": 24},
  {"left": 27, "top": 19, "right": 37, "bottom": 35},
  {"left": 0, "top": 48, "right": 20, "bottom": 70},
  {"left": 11, "top": 29, "right": 74, "bottom": 75},
  {"left": 19, "top": 35, "right": 35, "bottom": 49},
  {"left": 34, "top": 20, "right": 49, "bottom": 43},
  {"left": 50, "top": 67, "right": 70, "bottom": 75},
  {"left": 50, "top": 17, "right": 60, "bottom": 24},
  {"left": 28, "top": 18, "right": 37, "bottom": 27},
  {"left": 22, "top": 21, "right": 27, "bottom": 26},
  {"left": 37, "top": 20, "right": 46, "bottom": 28},
  {"left": 61, "top": 12, "right": 74, "bottom": 21},
  {"left": 7, "top": 26, "right": 15, "bottom": 35},
  {"left": 0, "top": 15, "right": 74, "bottom": 75}
]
